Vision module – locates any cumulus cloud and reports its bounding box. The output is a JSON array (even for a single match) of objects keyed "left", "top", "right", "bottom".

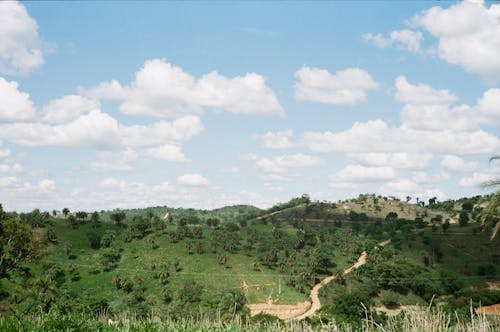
[
  {"left": 331, "top": 165, "right": 396, "bottom": 183},
  {"left": 120, "top": 115, "right": 203, "bottom": 148},
  {"left": 363, "top": 29, "right": 423, "bottom": 52},
  {"left": 0, "top": 163, "right": 23, "bottom": 173},
  {"left": 0, "top": 112, "right": 203, "bottom": 155},
  {"left": 458, "top": 172, "right": 494, "bottom": 187},
  {"left": 0, "top": 110, "right": 121, "bottom": 148},
  {"left": 378, "top": 178, "right": 447, "bottom": 202},
  {"left": 411, "top": 171, "right": 450, "bottom": 184},
  {"left": 90, "top": 149, "right": 139, "bottom": 171},
  {"left": 42, "top": 95, "right": 100, "bottom": 124},
  {"left": 0, "top": 77, "right": 36, "bottom": 121},
  {"left": 395, "top": 76, "right": 457, "bottom": 105},
  {"left": 410, "top": 0, "right": 500, "bottom": 80},
  {"left": 477, "top": 88, "right": 500, "bottom": 123},
  {"left": 248, "top": 153, "right": 324, "bottom": 175},
  {"left": 82, "top": 59, "right": 283, "bottom": 118},
  {"left": 0, "top": 1, "right": 45, "bottom": 75},
  {"left": 302, "top": 119, "right": 500, "bottom": 155},
  {"left": 177, "top": 173, "right": 209, "bottom": 186},
  {"left": 395, "top": 76, "right": 485, "bottom": 132},
  {"left": 259, "top": 130, "right": 296, "bottom": 149},
  {"left": 441, "top": 154, "right": 480, "bottom": 172},
  {"left": 294, "top": 66, "right": 378, "bottom": 104},
  {"left": 143, "top": 145, "right": 188, "bottom": 162},
  {"left": 37, "top": 179, "right": 55, "bottom": 193},
  {"left": 347, "top": 152, "right": 433, "bottom": 170}
]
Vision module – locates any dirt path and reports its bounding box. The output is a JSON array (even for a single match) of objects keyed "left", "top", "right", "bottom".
[{"left": 247, "top": 239, "right": 390, "bottom": 320}]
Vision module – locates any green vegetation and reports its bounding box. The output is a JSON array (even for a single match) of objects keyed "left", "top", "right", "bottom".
[{"left": 1, "top": 194, "right": 499, "bottom": 330}]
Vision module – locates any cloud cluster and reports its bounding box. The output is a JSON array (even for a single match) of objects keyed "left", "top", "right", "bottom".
[
  {"left": 0, "top": 77, "right": 36, "bottom": 121},
  {"left": 0, "top": 1, "right": 44, "bottom": 75},
  {"left": 248, "top": 153, "right": 323, "bottom": 176},
  {"left": 259, "top": 130, "right": 296, "bottom": 149},
  {"left": 82, "top": 59, "right": 283, "bottom": 118},
  {"left": 177, "top": 173, "right": 209, "bottom": 186},
  {"left": 363, "top": 29, "right": 423, "bottom": 52},
  {"left": 412, "top": 0, "right": 500, "bottom": 80},
  {"left": 294, "top": 66, "right": 378, "bottom": 104},
  {"left": 440, "top": 154, "right": 480, "bottom": 172}
]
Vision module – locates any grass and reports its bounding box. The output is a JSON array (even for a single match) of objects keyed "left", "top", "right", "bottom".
[{"left": 0, "top": 306, "right": 498, "bottom": 331}]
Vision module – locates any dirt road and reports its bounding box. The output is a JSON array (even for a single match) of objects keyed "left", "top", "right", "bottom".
[{"left": 247, "top": 239, "right": 390, "bottom": 320}]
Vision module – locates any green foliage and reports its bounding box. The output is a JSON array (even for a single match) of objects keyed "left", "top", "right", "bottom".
[
  {"left": 178, "top": 280, "right": 203, "bottom": 303},
  {"left": 459, "top": 211, "right": 469, "bottom": 227}
]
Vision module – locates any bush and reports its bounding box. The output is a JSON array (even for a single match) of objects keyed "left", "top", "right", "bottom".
[{"left": 381, "top": 290, "right": 400, "bottom": 309}]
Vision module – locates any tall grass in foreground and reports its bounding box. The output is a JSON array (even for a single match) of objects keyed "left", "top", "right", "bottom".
[{"left": 0, "top": 307, "right": 498, "bottom": 331}]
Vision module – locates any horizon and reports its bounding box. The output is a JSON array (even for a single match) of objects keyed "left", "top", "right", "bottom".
[{"left": 1, "top": 0, "right": 499, "bottom": 212}]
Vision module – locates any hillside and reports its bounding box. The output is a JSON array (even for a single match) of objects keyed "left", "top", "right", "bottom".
[{"left": 0, "top": 194, "right": 499, "bottom": 329}]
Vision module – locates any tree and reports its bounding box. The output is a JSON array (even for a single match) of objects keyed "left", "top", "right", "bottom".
[
  {"left": 441, "top": 220, "right": 450, "bottom": 233},
  {"left": 481, "top": 155, "right": 500, "bottom": 239},
  {"left": 461, "top": 200, "right": 474, "bottom": 212},
  {"left": 178, "top": 280, "right": 203, "bottom": 303},
  {"left": 110, "top": 211, "right": 126, "bottom": 227},
  {"left": 459, "top": 211, "right": 469, "bottom": 227},
  {"left": 90, "top": 211, "right": 100, "bottom": 228},
  {"left": 0, "top": 204, "right": 45, "bottom": 279}
]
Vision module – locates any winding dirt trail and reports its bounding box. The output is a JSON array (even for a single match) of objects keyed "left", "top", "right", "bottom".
[{"left": 247, "top": 239, "right": 390, "bottom": 320}]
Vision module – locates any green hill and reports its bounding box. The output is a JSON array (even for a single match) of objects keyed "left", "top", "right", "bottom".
[{"left": 0, "top": 194, "right": 499, "bottom": 328}]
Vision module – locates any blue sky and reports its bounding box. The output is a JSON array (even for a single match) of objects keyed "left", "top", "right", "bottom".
[{"left": 0, "top": 0, "right": 499, "bottom": 212}]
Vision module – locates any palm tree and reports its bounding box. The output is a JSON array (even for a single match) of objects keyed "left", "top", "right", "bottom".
[{"left": 481, "top": 155, "right": 500, "bottom": 239}]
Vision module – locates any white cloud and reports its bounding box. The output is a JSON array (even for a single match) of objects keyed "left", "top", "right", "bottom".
[
  {"left": 329, "top": 181, "right": 358, "bottom": 189},
  {"left": 221, "top": 167, "right": 240, "bottom": 173},
  {"left": 331, "top": 165, "right": 396, "bottom": 183},
  {"left": 459, "top": 172, "right": 493, "bottom": 187},
  {"left": 400, "top": 103, "right": 479, "bottom": 132},
  {"left": 37, "top": 179, "right": 55, "bottom": 193},
  {"left": 0, "top": 110, "right": 121, "bottom": 148},
  {"left": 0, "top": 176, "right": 17, "bottom": 187},
  {"left": 411, "top": 0, "right": 500, "bottom": 80},
  {"left": 364, "top": 29, "right": 423, "bottom": 52},
  {"left": 91, "top": 177, "right": 177, "bottom": 210},
  {"left": 302, "top": 119, "right": 500, "bottom": 155},
  {"left": 441, "top": 154, "right": 480, "bottom": 172},
  {"left": 0, "top": 163, "right": 23, "bottom": 173},
  {"left": 347, "top": 152, "right": 433, "bottom": 169},
  {"left": 395, "top": 77, "right": 482, "bottom": 132},
  {"left": 0, "top": 146, "right": 10, "bottom": 158},
  {"left": 0, "top": 1, "right": 44, "bottom": 75},
  {"left": 0, "top": 77, "right": 36, "bottom": 121},
  {"left": 411, "top": 171, "right": 450, "bottom": 184},
  {"left": 477, "top": 88, "right": 500, "bottom": 123},
  {"left": 120, "top": 115, "right": 203, "bottom": 147},
  {"left": 177, "top": 173, "right": 209, "bottom": 186},
  {"left": 42, "top": 95, "right": 100, "bottom": 124},
  {"left": 143, "top": 145, "right": 188, "bottom": 162},
  {"left": 259, "top": 130, "right": 296, "bottom": 149},
  {"left": 378, "top": 178, "right": 447, "bottom": 202},
  {"left": 249, "top": 153, "right": 324, "bottom": 174},
  {"left": 395, "top": 76, "right": 457, "bottom": 105},
  {"left": 82, "top": 59, "right": 283, "bottom": 118},
  {"left": 0, "top": 112, "right": 203, "bottom": 161},
  {"left": 90, "top": 149, "right": 138, "bottom": 171},
  {"left": 294, "top": 66, "right": 378, "bottom": 104}
]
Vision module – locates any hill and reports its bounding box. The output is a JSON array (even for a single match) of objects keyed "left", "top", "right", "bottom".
[{"left": 0, "top": 194, "right": 499, "bottom": 329}]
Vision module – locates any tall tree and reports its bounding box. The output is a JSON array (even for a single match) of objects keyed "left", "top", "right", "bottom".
[{"left": 481, "top": 155, "right": 500, "bottom": 239}]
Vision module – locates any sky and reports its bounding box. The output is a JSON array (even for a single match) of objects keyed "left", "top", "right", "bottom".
[{"left": 0, "top": 0, "right": 499, "bottom": 212}]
